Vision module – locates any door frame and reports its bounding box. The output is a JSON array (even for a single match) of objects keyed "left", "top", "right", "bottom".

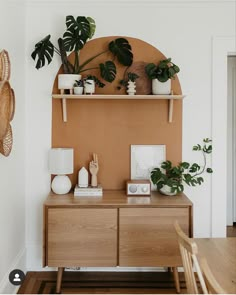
[{"left": 212, "top": 36, "right": 235, "bottom": 236}]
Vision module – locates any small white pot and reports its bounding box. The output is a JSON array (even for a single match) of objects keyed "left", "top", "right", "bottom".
[
  {"left": 74, "top": 86, "right": 83, "bottom": 95},
  {"left": 58, "top": 74, "right": 81, "bottom": 90},
  {"left": 152, "top": 79, "right": 171, "bottom": 95},
  {"left": 84, "top": 79, "right": 95, "bottom": 94},
  {"left": 159, "top": 185, "right": 177, "bottom": 196}
]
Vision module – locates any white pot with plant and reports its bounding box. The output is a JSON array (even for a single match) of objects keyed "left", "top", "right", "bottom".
[
  {"left": 151, "top": 138, "right": 213, "bottom": 195},
  {"left": 59, "top": 74, "right": 81, "bottom": 91},
  {"left": 84, "top": 75, "right": 105, "bottom": 94},
  {"left": 73, "top": 79, "right": 84, "bottom": 95},
  {"left": 31, "top": 16, "right": 134, "bottom": 92},
  {"left": 145, "top": 58, "right": 180, "bottom": 95}
]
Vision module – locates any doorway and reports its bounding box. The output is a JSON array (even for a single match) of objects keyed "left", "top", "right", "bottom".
[{"left": 227, "top": 55, "right": 236, "bottom": 228}]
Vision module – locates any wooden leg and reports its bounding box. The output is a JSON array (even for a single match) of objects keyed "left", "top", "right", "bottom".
[
  {"left": 56, "top": 267, "right": 64, "bottom": 294},
  {"left": 173, "top": 267, "right": 180, "bottom": 294}
]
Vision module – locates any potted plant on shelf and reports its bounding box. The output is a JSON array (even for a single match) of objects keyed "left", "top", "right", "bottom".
[
  {"left": 31, "top": 15, "right": 133, "bottom": 91},
  {"left": 145, "top": 58, "right": 180, "bottom": 95},
  {"left": 83, "top": 75, "right": 105, "bottom": 94},
  {"left": 73, "top": 79, "right": 84, "bottom": 95},
  {"left": 151, "top": 138, "right": 213, "bottom": 195}
]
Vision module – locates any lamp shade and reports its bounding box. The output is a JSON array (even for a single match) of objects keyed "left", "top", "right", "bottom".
[{"left": 49, "top": 148, "right": 73, "bottom": 175}]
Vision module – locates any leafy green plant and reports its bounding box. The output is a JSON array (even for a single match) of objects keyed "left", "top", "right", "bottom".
[
  {"left": 31, "top": 15, "right": 133, "bottom": 84},
  {"left": 117, "top": 72, "right": 139, "bottom": 89},
  {"left": 145, "top": 58, "right": 180, "bottom": 82},
  {"left": 127, "top": 72, "right": 139, "bottom": 82},
  {"left": 151, "top": 138, "right": 213, "bottom": 194},
  {"left": 74, "top": 79, "right": 84, "bottom": 87},
  {"left": 84, "top": 75, "right": 105, "bottom": 88}
]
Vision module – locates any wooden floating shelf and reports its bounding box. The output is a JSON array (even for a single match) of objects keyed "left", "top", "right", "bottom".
[{"left": 52, "top": 94, "right": 185, "bottom": 123}]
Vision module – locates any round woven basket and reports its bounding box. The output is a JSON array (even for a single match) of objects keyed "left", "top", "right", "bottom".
[
  {"left": 0, "top": 124, "right": 13, "bottom": 157},
  {"left": 0, "top": 50, "right": 11, "bottom": 81},
  {"left": 0, "top": 80, "right": 11, "bottom": 139}
]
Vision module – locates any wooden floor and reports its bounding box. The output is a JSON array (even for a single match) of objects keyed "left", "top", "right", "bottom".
[
  {"left": 17, "top": 271, "right": 189, "bottom": 294},
  {"left": 227, "top": 225, "right": 236, "bottom": 237}
]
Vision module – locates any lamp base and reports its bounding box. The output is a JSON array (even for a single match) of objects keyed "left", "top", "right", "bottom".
[{"left": 51, "top": 175, "right": 72, "bottom": 194}]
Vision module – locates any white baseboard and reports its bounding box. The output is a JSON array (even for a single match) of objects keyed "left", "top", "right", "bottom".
[{"left": 0, "top": 247, "right": 26, "bottom": 294}]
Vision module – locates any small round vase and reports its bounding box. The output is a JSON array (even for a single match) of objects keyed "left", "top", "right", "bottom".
[
  {"left": 74, "top": 86, "right": 83, "bottom": 95},
  {"left": 159, "top": 185, "right": 177, "bottom": 196}
]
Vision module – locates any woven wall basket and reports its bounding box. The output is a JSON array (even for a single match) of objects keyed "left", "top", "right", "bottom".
[
  {"left": 0, "top": 124, "right": 13, "bottom": 157},
  {"left": 0, "top": 50, "right": 11, "bottom": 81},
  {"left": 10, "top": 88, "right": 15, "bottom": 121},
  {"left": 0, "top": 81, "right": 11, "bottom": 139}
]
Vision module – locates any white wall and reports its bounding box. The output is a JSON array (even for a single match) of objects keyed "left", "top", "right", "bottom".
[
  {"left": 0, "top": 0, "right": 26, "bottom": 293},
  {"left": 24, "top": 0, "right": 235, "bottom": 270}
]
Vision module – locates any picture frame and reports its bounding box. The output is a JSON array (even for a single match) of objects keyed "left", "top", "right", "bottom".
[{"left": 130, "top": 145, "right": 166, "bottom": 190}]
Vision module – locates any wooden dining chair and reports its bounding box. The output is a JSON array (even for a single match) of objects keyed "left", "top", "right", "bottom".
[
  {"left": 174, "top": 221, "right": 208, "bottom": 294},
  {"left": 200, "top": 257, "right": 226, "bottom": 294}
]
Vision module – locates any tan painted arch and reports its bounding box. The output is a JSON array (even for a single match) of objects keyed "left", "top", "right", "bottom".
[{"left": 52, "top": 36, "right": 182, "bottom": 189}]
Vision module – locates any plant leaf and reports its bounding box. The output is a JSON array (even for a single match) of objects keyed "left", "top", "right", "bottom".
[
  {"left": 145, "top": 63, "right": 157, "bottom": 79},
  {"left": 206, "top": 168, "right": 213, "bottom": 173},
  {"left": 31, "top": 35, "right": 54, "bottom": 69},
  {"left": 63, "top": 16, "right": 91, "bottom": 52},
  {"left": 109, "top": 38, "right": 133, "bottom": 66},
  {"left": 161, "top": 160, "right": 172, "bottom": 170},
  {"left": 180, "top": 162, "right": 190, "bottom": 169},
  {"left": 99, "top": 61, "right": 116, "bottom": 82},
  {"left": 86, "top": 17, "right": 96, "bottom": 39}
]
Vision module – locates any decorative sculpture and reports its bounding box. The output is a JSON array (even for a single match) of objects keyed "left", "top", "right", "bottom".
[
  {"left": 78, "top": 167, "right": 89, "bottom": 188},
  {"left": 89, "top": 153, "right": 99, "bottom": 187}
]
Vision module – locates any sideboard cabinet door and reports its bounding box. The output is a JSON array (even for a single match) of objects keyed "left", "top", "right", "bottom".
[
  {"left": 47, "top": 208, "right": 117, "bottom": 267},
  {"left": 119, "top": 207, "right": 189, "bottom": 267}
]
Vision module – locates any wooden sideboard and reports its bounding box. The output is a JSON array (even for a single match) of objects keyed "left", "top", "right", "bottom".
[{"left": 43, "top": 190, "right": 193, "bottom": 293}]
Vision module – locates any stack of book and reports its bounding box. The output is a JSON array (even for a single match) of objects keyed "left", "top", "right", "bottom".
[{"left": 74, "top": 185, "right": 103, "bottom": 197}]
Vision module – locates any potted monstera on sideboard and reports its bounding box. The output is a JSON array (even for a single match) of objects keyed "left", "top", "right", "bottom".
[
  {"left": 151, "top": 138, "right": 213, "bottom": 195},
  {"left": 31, "top": 15, "right": 133, "bottom": 92}
]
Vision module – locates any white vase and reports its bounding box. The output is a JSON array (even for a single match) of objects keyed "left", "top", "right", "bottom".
[
  {"left": 152, "top": 79, "right": 171, "bottom": 95},
  {"left": 84, "top": 79, "right": 95, "bottom": 94},
  {"left": 74, "top": 86, "right": 83, "bottom": 95},
  {"left": 58, "top": 74, "right": 81, "bottom": 90},
  {"left": 127, "top": 81, "right": 136, "bottom": 95},
  {"left": 159, "top": 185, "right": 177, "bottom": 196}
]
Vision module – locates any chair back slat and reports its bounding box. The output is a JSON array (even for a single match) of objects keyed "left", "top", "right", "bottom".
[{"left": 174, "top": 221, "right": 208, "bottom": 294}]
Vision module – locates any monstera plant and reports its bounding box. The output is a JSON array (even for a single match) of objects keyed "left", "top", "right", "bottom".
[{"left": 31, "top": 16, "right": 133, "bottom": 85}]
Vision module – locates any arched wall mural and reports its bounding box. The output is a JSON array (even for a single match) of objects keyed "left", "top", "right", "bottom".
[{"left": 52, "top": 36, "right": 182, "bottom": 189}]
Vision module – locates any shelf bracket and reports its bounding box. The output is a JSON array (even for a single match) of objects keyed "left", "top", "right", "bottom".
[
  {"left": 62, "top": 98, "right": 67, "bottom": 122},
  {"left": 60, "top": 89, "right": 73, "bottom": 122},
  {"left": 169, "top": 99, "right": 174, "bottom": 123}
]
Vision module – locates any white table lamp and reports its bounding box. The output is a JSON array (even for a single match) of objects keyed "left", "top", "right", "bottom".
[{"left": 49, "top": 148, "right": 74, "bottom": 194}]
